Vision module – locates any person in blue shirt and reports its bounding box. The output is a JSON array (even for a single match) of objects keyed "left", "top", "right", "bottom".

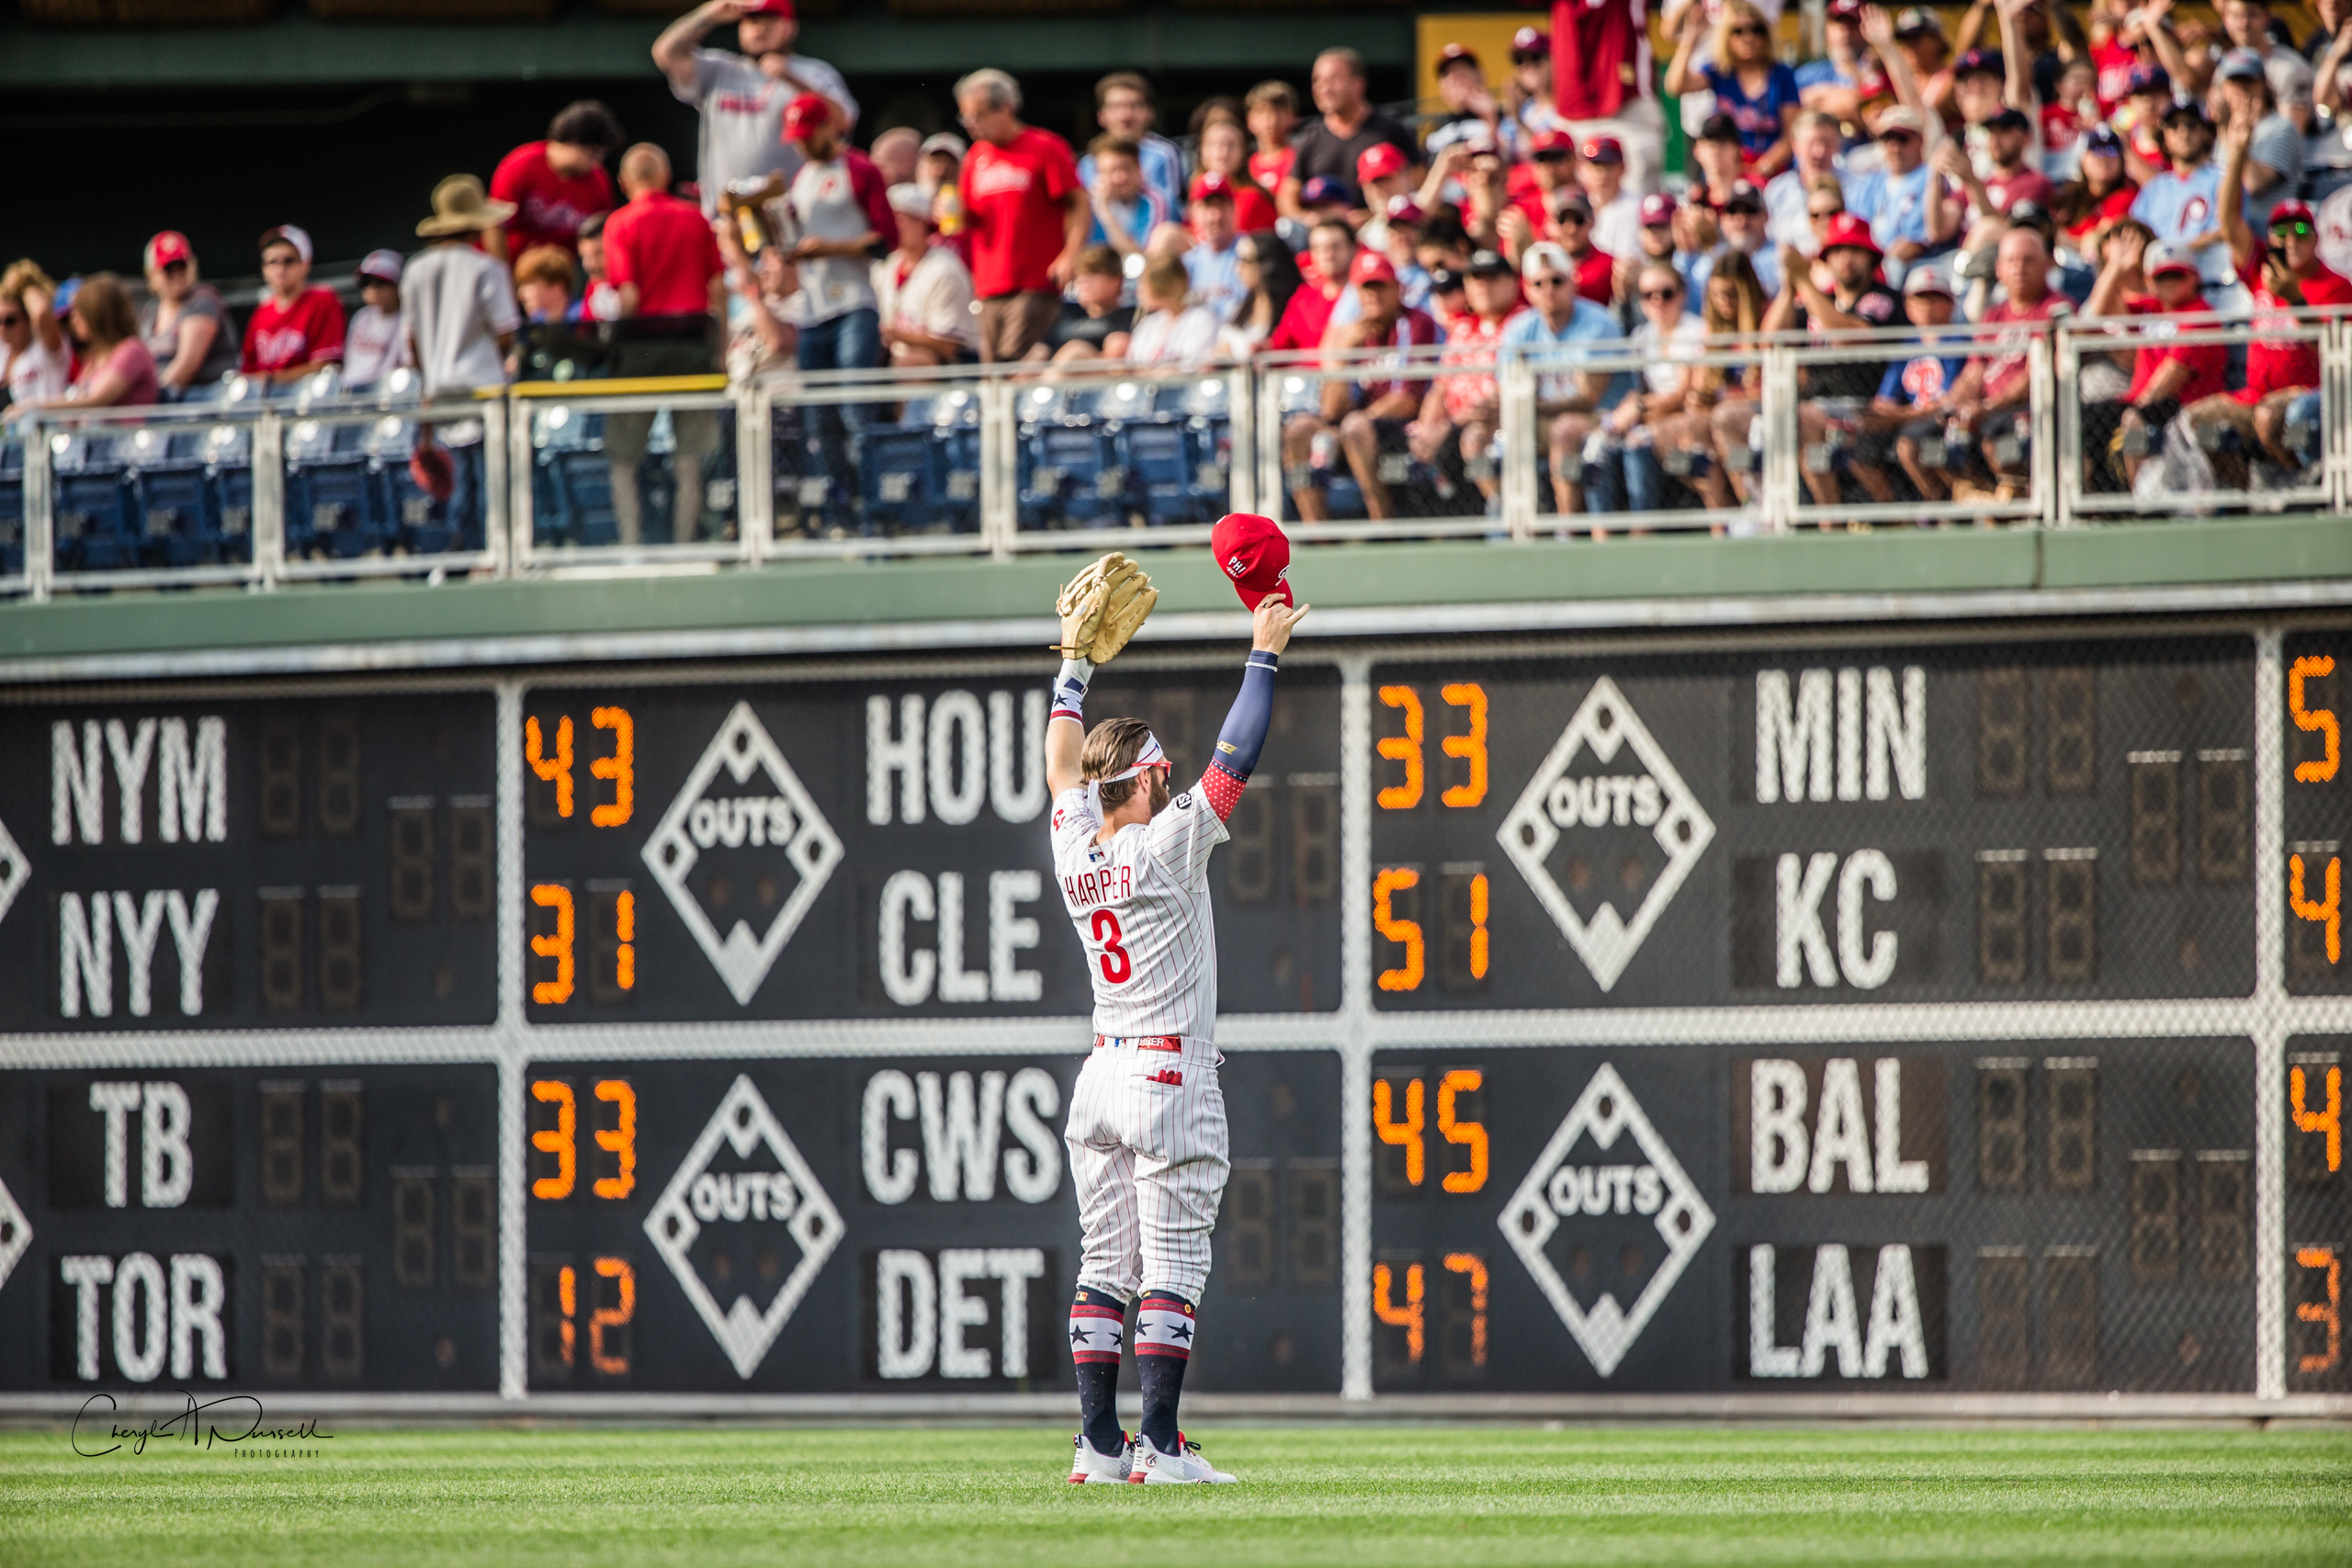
[
  {"left": 1665, "top": 0, "right": 1802, "bottom": 179},
  {"left": 1842, "top": 107, "right": 1956, "bottom": 275},
  {"left": 1873, "top": 265, "right": 1974, "bottom": 504},
  {"left": 1081, "top": 135, "right": 1171, "bottom": 266},
  {"left": 1076, "top": 70, "right": 1187, "bottom": 217},
  {"left": 2129, "top": 98, "right": 2228, "bottom": 287},
  {"left": 1501, "top": 240, "right": 1630, "bottom": 528}
]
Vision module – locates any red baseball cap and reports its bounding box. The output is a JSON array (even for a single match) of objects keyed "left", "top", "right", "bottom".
[
  {"left": 1510, "top": 25, "right": 1550, "bottom": 58},
  {"left": 1211, "top": 513, "right": 1294, "bottom": 609},
  {"left": 739, "top": 0, "right": 795, "bottom": 16},
  {"left": 1531, "top": 129, "right": 1577, "bottom": 156},
  {"left": 1580, "top": 135, "right": 1624, "bottom": 165},
  {"left": 2271, "top": 198, "right": 2316, "bottom": 225},
  {"left": 1348, "top": 250, "right": 1399, "bottom": 288},
  {"left": 144, "top": 231, "right": 193, "bottom": 270},
  {"left": 781, "top": 92, "right": 831, "bottom": 142},
  {"left": 1639, "top": 192, "right": 1679, "bottom": 226},
  {"left": 1819, "top": 212, "right": 1883, "bottom": 258},
  {"left": 1192, "top": 170, "right": 1237, "bottom": 202},
  {"left": 1357, "top": 141, "right": 1408, "bottom": 184}
]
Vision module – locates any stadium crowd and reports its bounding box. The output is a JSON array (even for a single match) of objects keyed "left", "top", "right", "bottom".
[{"left": 6, "top": 0, "right": 2352, "bottom": 526}]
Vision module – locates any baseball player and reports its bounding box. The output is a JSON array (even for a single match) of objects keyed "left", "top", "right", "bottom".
[{"left": 1045, "top": 553, "right": 1307, "bottom": 1484}]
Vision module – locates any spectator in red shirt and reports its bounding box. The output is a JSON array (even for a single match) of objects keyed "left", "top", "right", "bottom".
[
  {"left": 1266, "top": 219, "right": 1357, "bottom": 352},
  {"left": 1934, "top": 106, "right": 2054, "bottom": 224},
  {"left": 242, "top": 225, "right": 345, "bottom": 385},
  {"left": 1245, "top": 80, "right": 1301, "bottom": 194},
  {"left": 601, "top": 143, "right": 727, "bottom": 545},
  {"left": 2083, "top": 236, "right": 2227, "bottom": 490},
  {"left": 1411, "top": 247, "right": 1522, "bottom": 511},
  {"left": 1282, "top": 250, "right": 1440, "bottom": 522},
  {"left": 1544, "top": 189, "right": 1617, "bottom": 303},
  {"left": 1190, "top": 111, "right": 1281, "bottom": 233},
  {"left": 954, "top": 67, "right": 1089, "bottom": 362},
  {"left": 488, "top": 100, "right": 624, "bottom": 264},
  {"left": 1946, "top": 225, "right": 2071, "bottom": 496}
]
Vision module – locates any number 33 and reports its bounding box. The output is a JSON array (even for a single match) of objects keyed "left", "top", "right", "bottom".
[{"left": 1091, "top": 908, "right": 1133, "bottom": 985}]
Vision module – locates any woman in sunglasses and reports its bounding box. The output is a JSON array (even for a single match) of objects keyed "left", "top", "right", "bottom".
[
  {"left": 137, "top": 231, "right": 238, "bottom": 402},
  {"left": 1666, "top": 0, "right": 1801, "bottom": 179},
  {"left": 1607, "top": 262, "right": 1716, "bottom": 517}
]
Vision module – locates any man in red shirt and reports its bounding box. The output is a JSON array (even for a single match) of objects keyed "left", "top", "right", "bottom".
[
  {"left": 1281, "top": 250, "right": 1440, "bottom": 522},
  {"left": 488, "top": 100, "right": 623, "bottom": 263},
  {"left": 1544, "top": 190, "right": 1616, "bottom": 303},
  {"left": 1551, "top": 0, "right": 1665, "bottom": 196},
  {"left": 1945, "top": 226, "right": 2070, "bottom": 497},
  {"left": 1411, "top": 247, "right": 1523, "bottom": 512},
  {"left": 1933, "top": 106, "right": 2053, "bottom": 224},
  {"left": 1266, "top": 219, "right": 1356, "bottom": 352},
  {"left": 2184, "top": 118, "right": 2352, "bottom": 479},
  {"left": 2082, "top": 237, "right": 2224, "bottom": 491},
  {"left": 954, "top": 66, "right": 1088, "bottom": 362},
  {"left": 242, "top": 224, "right": 345, "bottom": 384},
  {"left": 600, "top": 143, "right": 727, "bottom": 545}
]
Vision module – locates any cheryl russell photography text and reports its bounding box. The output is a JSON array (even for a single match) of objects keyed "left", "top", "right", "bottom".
[{"left": 72, "top": 1393, "right": 334, "bottom": 1458}]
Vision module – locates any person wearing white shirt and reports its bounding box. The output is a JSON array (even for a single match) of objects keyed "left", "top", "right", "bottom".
[
  {"left": 874, "top": 183, "right": 977, "bottom": 367},
  {"left": 1577, "top": 135, "right": 1646, "bottom": 264},
  {"left": 652, "top": 0, "right": 858, "bottom": 217},
  {"left": 1125, "top": 258, "right": 1225, "bottom": 365}
]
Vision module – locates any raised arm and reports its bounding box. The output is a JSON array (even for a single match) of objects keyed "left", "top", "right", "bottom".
[{"left": 1198, "top": 598, "right": 1311, "bottom": 821}]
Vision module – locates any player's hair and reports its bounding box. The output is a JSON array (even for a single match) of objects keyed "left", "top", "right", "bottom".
[
  {"left": 1082, "top": 716, "right": 1157, "bottom": 812},
  {"left": 1088, "top": 133, "right": 1142, "bottom": 164},
  {"left": 1096, "top": 71, "right": 1154, "bottom": 107}
]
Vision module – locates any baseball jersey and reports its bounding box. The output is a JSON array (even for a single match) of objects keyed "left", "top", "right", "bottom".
[{"left": 1050, "top": 781, "right": 1228, "bottom": 1040}]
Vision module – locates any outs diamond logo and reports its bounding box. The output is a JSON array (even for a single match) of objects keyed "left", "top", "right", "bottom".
[
  {"left": 645, "top": 1075, "right": 844, "bottom": 1379},
  {"left": 644, "top": 702, "right": 843, "bottom": 1006},
  {"left": 1498, "top": 1064, "right": 1713, "bottom": 1377},
  {"left": 1496, "top": 676, "right": 1714, "bottom": 992},
  {"left": 0, "top": 1172, "right": 29, "bottom": 1294},
  {"left": 0, "top": 808, "right": 29, "bottom": 929}
]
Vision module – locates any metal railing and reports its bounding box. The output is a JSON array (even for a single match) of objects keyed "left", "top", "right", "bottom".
[{"left": 0, "top": 312, "right": 2340, "bottom": 600}]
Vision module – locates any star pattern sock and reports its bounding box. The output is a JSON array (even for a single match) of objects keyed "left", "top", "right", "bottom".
[
  {"left": 1135, "top": 1290, "right": 1194, "bottom": 1454},
  {"left": 1069, "top": 1285, "right": 1126, "bottom": 1457}
]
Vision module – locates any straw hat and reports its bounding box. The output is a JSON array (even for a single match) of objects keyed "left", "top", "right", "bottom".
[{"left": 417, "top": 175, "right": 516, "bottom": 237}]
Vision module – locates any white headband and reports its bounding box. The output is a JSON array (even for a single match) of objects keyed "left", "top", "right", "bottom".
[{"left": 1085, "top": 732, "right": 1168, "bottom": 818}]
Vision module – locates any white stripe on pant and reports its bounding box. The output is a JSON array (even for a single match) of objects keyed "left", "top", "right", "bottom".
[{"left": 1064, "top": 1037, "right": 1230, "bottom": 1303}]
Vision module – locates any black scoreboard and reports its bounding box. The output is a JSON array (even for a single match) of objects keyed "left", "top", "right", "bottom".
[{"left": 0, "top": 621, "right": 2346, "bottom": 1404}]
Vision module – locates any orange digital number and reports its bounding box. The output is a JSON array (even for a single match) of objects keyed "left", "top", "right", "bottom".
[
  {"left": 526, "top": 716, "right": 574, "bottom": 818},
  {"left": 531, "top": 884, "right": 576, "bottom": 1004},
  {"left": 1468, "top": 873, "right": 1490, "bottom": 981},
  {"left": 1374, "top": 1077, "right": 1425, "bottom": 1186},
  {"left": 531, "top": 1080, "right": 576, "bottom": 1200},
  {"left": 2293, "top": 1065, "right": 2344, "bottom": 1174},
  {"left": 2291, "top": 656, "right": 2339, "bottom": 783},
  {"left": 1374, "top": 867, "right": 1424, "bottom": 991},
  {"left": 2297, "top": 1247, "right": 2342, "bottom": 1374},
  {"left": 1437, "top": 1069, "right": 1489, "bottom": 1193},
  {"left": 594, "top": 1079, "right": 638, "bottom": 1200},
  {"left": 1442, "top": 1253, "right": 1489, "bottom": 1367},
  {"left": 1440, "top": 683, "right": 1488, "bottom": 808},
  {"left": 1373, "top": 1261, "right": 1425, "bottom": 1363},
  {"left": 1377, "top": 686, "right": 1424, "bottom": 809},
  {"left": 615, "top": 889, "right": 637, "bottom": 991},
  {"left": 555, "top": 1265, "right": 577, "bottom": 1366},
  {"left": 591, "top": 707, "right": 635, "bottom": 827},
  {"left": 2291, "top": 854, "right": 2342, "bottom": 965},
  {"left": 591, "top": 1258, "right": 636, "bottom": 1375}
]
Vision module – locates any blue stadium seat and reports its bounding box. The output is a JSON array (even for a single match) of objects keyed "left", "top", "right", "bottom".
[
  {"left": 856, "top": 390, "right": 980, "bottom": 536},
  {"left": 51, "top": 432, "right": 141, "bottom": 572},
  {"left": 124, "top": 425, "right": 223, "bottom": 568},
  {"left": 371, "top": 416, "right": 485, "bottom": 558},
  {"left": 202, "top": 424, "right": 255, "bottom": 564},
  {"left": 1018, "top": 385, "right": 1128, "bottom": 529},
  {"left": 284, "top": 418, "right": 389, "bottom": 559}
]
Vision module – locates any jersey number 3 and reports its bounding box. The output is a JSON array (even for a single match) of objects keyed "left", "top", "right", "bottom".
[{"left": 1091, "top": 908, "right": 1133, "bottom": 985}]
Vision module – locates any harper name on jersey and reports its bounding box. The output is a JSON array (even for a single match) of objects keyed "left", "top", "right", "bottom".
[{"left": 1049, "top": 783, "right": 1228, "bottom": 1042}]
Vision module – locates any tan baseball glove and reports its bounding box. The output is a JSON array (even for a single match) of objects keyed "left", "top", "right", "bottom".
[{"left": 1053, "top": 551, "right": 1158, "bottom": 663}]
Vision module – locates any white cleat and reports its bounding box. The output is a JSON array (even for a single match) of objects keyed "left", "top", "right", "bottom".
[
  {"left": 1069, "top": 1430, "right": 1132, "bottom": 1483},
  {"left": 1127, "top": 1431, "right": 1236, "bottom": 1483}
]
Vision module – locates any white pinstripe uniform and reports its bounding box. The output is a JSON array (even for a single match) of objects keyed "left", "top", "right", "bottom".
[{"left": 1052, "top": 778, "right": 1232, "bottom": 1303}]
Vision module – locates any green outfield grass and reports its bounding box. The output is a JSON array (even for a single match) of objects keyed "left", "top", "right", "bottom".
[{"left": 2, "top": 1424, "right": 2346, "bottom": 1567}]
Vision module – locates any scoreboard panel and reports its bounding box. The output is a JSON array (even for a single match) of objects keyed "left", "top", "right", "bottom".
[
  {"left": 1368, "top": 1041, "right": 2257, "bottom": 1393},
  {"left": 1365, "top": 637, "right": 2257, "bottom": 1010},
  {"left": 0, "top": 617, "right": 2346, "bottom": 1404},
  {"left": 0, "top": 693, "right": 498, "bottom": 1032},
  {"left": 0, "top": 1065, "right": 501, "bottom": 1393},
  {"left": 517, "top": 667, "right": 1343, "bottom": 1024},
  {"left": 518, "top": 1051, "right": 1340, "bottom": 1393}
]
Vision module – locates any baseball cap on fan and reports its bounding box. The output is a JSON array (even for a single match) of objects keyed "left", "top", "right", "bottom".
[
  {"left": 259, "top": 224, "right": 313, "bottom": 264},
  {"left": 782, "top": 93, "right": 832, "bottom": 141},
  {"left": 738, "top": 0, "right": 795, "bottom": 15},
  {"left": 1510, "top": 25, "right": 1550, "bottom": 60},
  {"left": 2145, "top": 240, "right": 2201, "bottom": 278},
  {"left": 1357, "top": 141, "right": 1409, "bottom": 185},
  {"left": 1210, "top": 513, "right": 1294, "bottom": 608},
  {"left": 144, "top": 231, "right": 193, "bottom": 271}
]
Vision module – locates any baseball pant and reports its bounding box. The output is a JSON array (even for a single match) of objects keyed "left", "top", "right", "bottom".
[
  {"left": 1065, "top": 1036, "right": 1230, "bottom": 1303},
  {"left": 977, "top": 290, "right": 1061, "bottom": 363}
]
